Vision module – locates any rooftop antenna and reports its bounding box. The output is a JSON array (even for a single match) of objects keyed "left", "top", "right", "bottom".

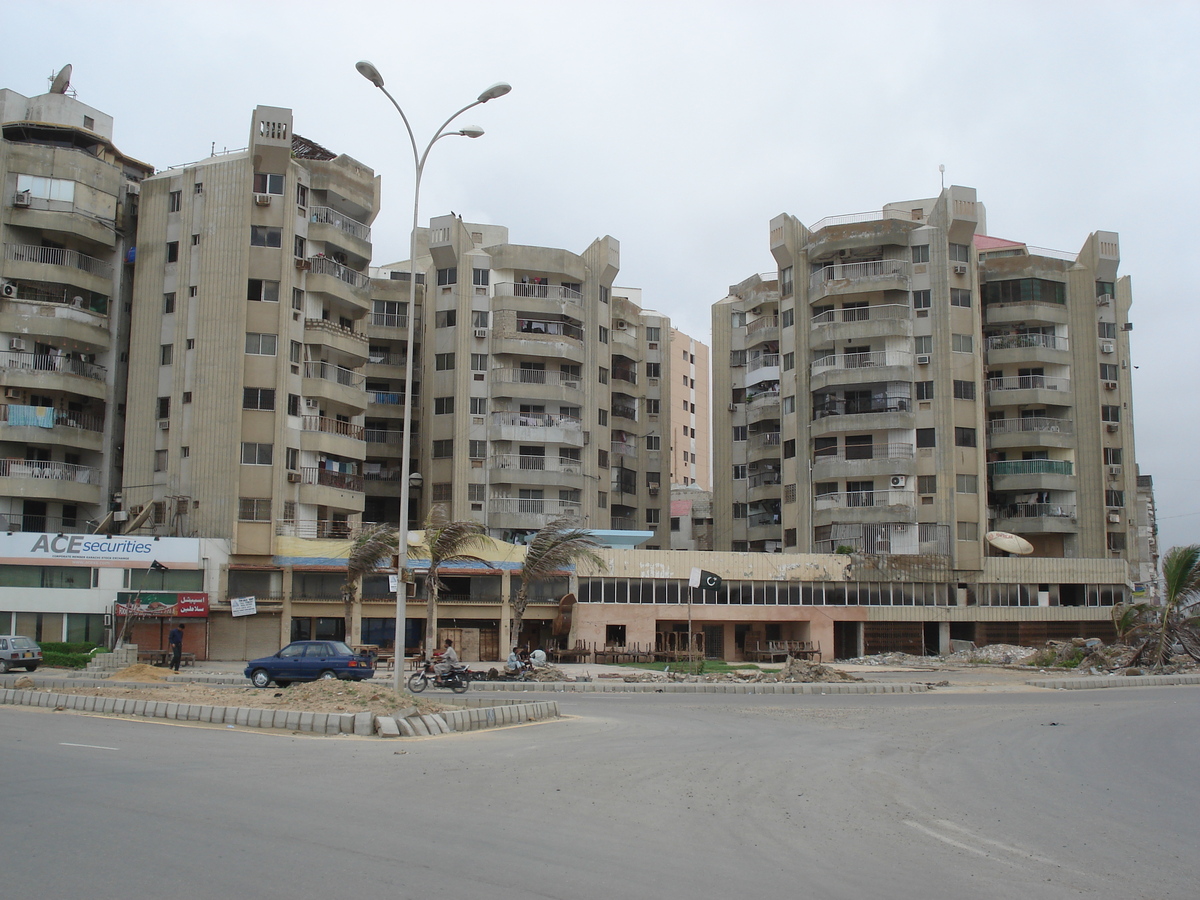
[
  {"left": 939, "top": 163, "right": 945, "bottom": 191},
  {"left": 49, "top": 64, "right": 72, "bottom": 95}
]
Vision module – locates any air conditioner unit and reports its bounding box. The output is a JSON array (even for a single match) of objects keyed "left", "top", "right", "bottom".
[
  {"left": 647, "top": 341, "right": 659, "bottom": 350},
  {"left": 305, "top": 399, "right": 319, "bottom": 410},
  {"left": 1096, "top": 294, "right": 1113, "bottom": 306},
  {"left": 728, "top": 403, "right": 737, "bottom": 411},
  {"left": 294, "top": 258, "right": 310, "bottom": 270},
  {"left": 1, "top": 282, "right": 15, "bottom": 298},
  {"left": 12, "top": 192, "right": 32, "bottom": 208},
  {"left": 254, "top": 194, "right": 272, "bottom": 207},
  {"left": 125, "top": 182, "right": 141, "bottom": 196},
  {"left": 1100, "top": 342, "right": 1114, "bottom": 354},
  {"left": 1106, "top": 423, "right": 1119, "bottom": 433},
  {"left": 473, "top": 328, "right": 488, "bottom": 338},
  {"left": 287, "top": 472, "right": 302, "bottom": 483},
  {"left": 615, "top": 320, "right": 627, "bottom": 330},
  {"left": 112, "top": 511, "right": 129, "bottom": 523},
  {"left": 916, "top": 354, "right": 931, "bottom": 365},
  {"left": 1107, "top": 513, "right": 1121, "bottom": 524},
  {"left": 648, "top": 486, "right": 660, "bottom": 496},
  {"left": 1103, "top": 381, "right": 1117, "bottom": 390},
  {"left": 9, "top": 338, "right": 26, "bottom": 351},
  {"left": 4, "top": 387, "right": 22, "bottom": 400},
  {"left": 889, "top": 475, "right": 907, "bottom": 489},
  {"left": 157, "top": 419, "right": 169, "bottom": 430},
  {"left": 953, "top": 264, "right": 967, "bottom": 275},
  {"left": 1108, "top": 465, "right": 1122, "bottom": 477}
]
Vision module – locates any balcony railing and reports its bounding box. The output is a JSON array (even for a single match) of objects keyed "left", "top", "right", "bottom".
[
  {"left": 0, "top": 404, "right": 104, "bottom": 432},
  {"left": 748, "top": 511, "right": 782, "bottom": 528},
  {"left": 300, "top": 466, "right": 363, "bottom": 492},
  {"left": 303, "top": 360, "right": 364, "bottom": 387},
  {"left": 367, "top": 351, "right": 407, "bottom": 367},
  {"left": 747, "top": 390, "right": 780, "bottom": 410},
  {"left": 369, "top": 391, "right": 405, "bottom": 406},
  {"left": 514, "top": 319, "right": 584, "bottom": 341},
  {"left": 364, "top": 468, "right": 404, "bottom": 481},
  {"left": 757, "top": 432, "right": 781, "bottom": 446},
  {"left": 609, "top": 516, "right": 638, "bottom": 530},
  {"left": 811, "top": 350, "right": 912, "bottom": 374},
  {"left": 308, "top": 206, "right": 371, "bottom": 243},
  {"left": 489, "top": 498, "right": 583, "bottom": 520},
  {"left": 747, "top": 315, "right": 779, "bottom": 337},
  {"left": 986, "top": 375, "right": 1070, "bottom": 393},
  {"left": 490, "top": 412, "right": 582, "bottom": 430},
  {"left": 0, "top": 350, "right": 106, "bottom": 380},
  {"left": 747, "top": 354, "right": 780, "bottom": 373},
  {"left": 492, "top": 367, "right": 582, "bottom": 389},
  {"left": 813, "top": 395, "right": 911, "bottom": 418},
  {"left": 611, "top": 440, "right": 638, "bottom": 458},
  {"left": 747, "top": 471, "right": 782, "bottom": 488},
  {"left": 0, "top": 512, "right": 94, "bottom": 534},
  {"left": 493, "top": 282, "right": 583, "bottom": 304},
  {"left": 4, "top": 243, "right": 113, "bottom": 280},
  {"left": 987, "top": 416, "right": 1073, "bottom": 436},
  {"left": 301, "top": 415, "right": 364, "bottom": 440},
  {"left": 814, "top": 442, "right": 914, "bottom": 462},
  {"left": 985, "top": 333, "right": 1069, "bottom": 352},
  {"left": 364, "top": 429, "right": 403, "bottom": 445},
  {"left": 612, "top": 367, "right": 637, "bottom": 384},
  {"left": 307, "top": 256, "right": 370, "bottom": 290},
  {"left": 810, "top": 259, "right": 909, "bottom": 293},
  {"left": 612, "top": 403, "right": 637, "bottom": 420},
  {"left": 369, "top": 311, "right": 409, "bottom": 329},
  {"left": 815, "top": 489, "right": 915, "bottom": 509},
  {"left": 275, "top": 519, "right": 357, "bottom": 538},
  {"left": 0, "top": 458, "right": 99, "bottom": 483},
  {"left": 811, "top": 303, "right": 911, "bottom": 327},
  {"left": 991, "top": 503, "right": 1076, "bottom": 520},
  {"left": 808, "top": 208, "right": 919, "bottom": 232},
  {"left": 491, "top": 454, "right": 584, "bottom": 476},
  {"left": 305, "top": 318, "right": 367, "bottom": 344},
  {"left": 988, "top": 459, "right": 1074, "bottom": 477}
]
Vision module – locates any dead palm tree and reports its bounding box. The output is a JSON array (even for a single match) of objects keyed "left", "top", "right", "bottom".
[
  {"left": 1129, "top": 544, "right": 1200, "bottom": 669},
  {"left": 512, "top": 518, "right": 606, "bottom": 647},
  {"left": 409, "top": 506, "right": 491, "bottom": 659},
  {"left": 341, "top": 522, "right": 398, "bottom": 645}
]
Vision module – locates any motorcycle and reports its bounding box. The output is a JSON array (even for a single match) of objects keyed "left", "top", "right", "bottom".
[{"left": 407, "top": 661, "right": 471, "bottom": 694}]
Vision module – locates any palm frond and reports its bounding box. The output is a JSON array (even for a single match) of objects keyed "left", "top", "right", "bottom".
[{"left": 345, "top": 522, "right": 398, "bottom": 585}]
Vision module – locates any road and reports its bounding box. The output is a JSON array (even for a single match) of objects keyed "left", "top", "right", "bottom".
[{"left": 2, "top": 686, "right": 1195, "bottom": 899}]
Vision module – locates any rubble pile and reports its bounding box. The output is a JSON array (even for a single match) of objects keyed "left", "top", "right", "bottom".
[
  {"left": 614, "top": 657, "right": 862, "bottom": 684},
  {"left": 531, "top": 666, "right": 570, "bottom": 682}
]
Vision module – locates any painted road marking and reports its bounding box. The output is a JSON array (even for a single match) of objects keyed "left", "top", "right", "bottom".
[{"left": 60, "top": 742, "right": 119, "bottom": 751}]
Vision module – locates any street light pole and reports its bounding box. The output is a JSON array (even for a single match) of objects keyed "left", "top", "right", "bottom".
[{"left": 355, "top": 62, "right": 511, "bottom": 692}]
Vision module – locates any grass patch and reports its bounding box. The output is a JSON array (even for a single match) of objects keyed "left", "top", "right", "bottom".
[{"left": 37, "top": 642, "right": 106, "bottom": 669}]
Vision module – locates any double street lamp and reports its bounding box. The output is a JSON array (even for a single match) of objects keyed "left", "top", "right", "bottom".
[{"left": 355, "top": 61, "right": 511, "bottom": 691}]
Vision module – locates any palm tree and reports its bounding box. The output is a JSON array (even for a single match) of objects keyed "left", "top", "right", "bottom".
[
  {"left": 341, "top": 523, "right": 398, "bottom": 645},
  {"left": 512, "top": 518, "right": 606, "bottom": 648},
  {"left": 409, "top": 506, "right": 491, "bottom": 659},
  {"left": 1128, "top": 544, "right": 1200, "bottom": 669}
]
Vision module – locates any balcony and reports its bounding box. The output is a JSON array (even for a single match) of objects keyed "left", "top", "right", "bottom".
[
  {"left": 303, "top": 361, "right": 366, "bottom": 410},
  {"left": 985, "top": 333, "right": 1069, "bottom": 352},
  {"left": 301, "top": 414, "right": 364, "bottom": 440},
  {"left": 305, "top": 256, "right": 370, "bottom": 311},
  {"left": 985, "top": 374, "right": 1071, "bottom": 407},
  {"left": 369, "top": 311, "right": 410, "bottom": 329},
  {"left": 990, "top": 503, "right": 1077, "bottom": 535},
  {"left": 812, "top": 442, "right": 915, "bottom": 478},
  {"left": 300, "top": 466, "right": 363, "bottom": 492},
  {"left": 368, "top": 391, "right": 407, "bottom": 409},
  {"left": 747, "top": 353, "right": 780, "bottom": 374},
  {"left": 0, "top": 457, "right": 102, "bottom": 503},
  {"left": 489, "top": 411, "right": 584, "bottom": 446},
  {"left": 491, "top": 367, "right": 582, "bottom": 395},
  {"left": 612, "top": 402, "right": 638, "bottom": 421},
  {"left": 746, "top": 315, "right": 779, "bottom": 342},
  {"left": 0, "top": 349, "right": 105, "bottom": 381},
  {"left": 813, "top": 394, "right": 911, "bottom": 419},
  {"left": 304, "top": 319, "right": 368, "bottom": 361},
  {"left": 815, "top": 489, "right": 915, "bottom": 510},
  {"left": 4, "top": 242, "right": 113, "bottom": 280},
  {"left": 988, "top": 458, "right": 1075, "bottom": 492},
  {"left": 488, "top": 497, "right": 583, "bottom": 528},
  {"left": 303, "top": 360, "right": 364, "bottom": 387},
  {"left": 810, "top": 302, "right": 912, "bottom": 342},
  {"left": 308, "top": 206, "right": 371, "bottom": 244},
  {"left": 611, "top": 439, "right": 637, "bottom": 459},
  {"left": 491, "top": 454, "right": 584, "bottom": 477},
  {"left": 0, "top": 404, "right": 105, "bottom": 451},
  {"left": 986, "top": 416, "right": 1074, "bottom": 451},
  {"left": 493, "top": 282, "right": 583, "bottom": 305},
  {"left": 275, "top": 519, "right": 358, "bottom": 539},
  {"left": 612, "top": 366, "right": 637, "bottom": 385},
  {"left": 809, "top": 259, "right": 909, "bottom": 299}
]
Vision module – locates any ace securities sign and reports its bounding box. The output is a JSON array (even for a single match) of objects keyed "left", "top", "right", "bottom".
[{"left": 0, "top": 533, "right": 201, "bottom": 567}]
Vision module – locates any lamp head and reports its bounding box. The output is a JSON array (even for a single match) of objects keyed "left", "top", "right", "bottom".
[
  {"left": 477, "top": 82, "right": 512, "bottom": 103},
  {"left": 458, "top": 125, "right": 485, "bottom": 139},
  {"left": 355, "top": 60, "right": 385, "bottom": 88}
]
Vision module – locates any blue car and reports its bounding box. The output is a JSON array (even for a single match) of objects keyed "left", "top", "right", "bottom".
[{"left": 245, "top": 641, "right": 375, "bottom": 688}]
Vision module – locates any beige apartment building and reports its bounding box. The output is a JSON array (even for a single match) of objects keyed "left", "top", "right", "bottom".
[
  {"left": 667, "top": 325, "right": 710, "bottom": 489},
  {"left": 713, "top": 186, "right": 1153, "bottom": 588},
  {"left": 0, "top": 73, "right": 151, "bottom": 538}
]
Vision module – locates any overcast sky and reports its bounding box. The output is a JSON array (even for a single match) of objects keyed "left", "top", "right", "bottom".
[{"left": 4, "top": 1, "right": 1197, "bottom": 554}]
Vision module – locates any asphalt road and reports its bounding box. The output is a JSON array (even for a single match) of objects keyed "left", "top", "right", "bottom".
[{"left": 2, "top": 686, "right": 1196, "bottom": 899}]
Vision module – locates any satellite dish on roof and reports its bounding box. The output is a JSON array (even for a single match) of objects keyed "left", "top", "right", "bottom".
[
  {"left": 986, "top": 531, "right": 1034, "bottom": 555},
  {"left": 50, "top": 65, "right": 72, "bottom": 95}
]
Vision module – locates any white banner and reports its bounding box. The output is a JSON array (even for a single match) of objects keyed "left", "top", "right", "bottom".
[
  {"left": 0, "top": 533, "right": 202, "bottom": 567},
  {"left": 230, "top": 596, "right": 258, "bottom": 617}
]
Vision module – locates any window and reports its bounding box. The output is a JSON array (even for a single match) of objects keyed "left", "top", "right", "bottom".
[
  {"left": 952, "top": 333, "right": 973, "bottom": 353},
  {"left": 245, "top": 333, "right": 278, "bottom": 355},
  {"left": 646, "top": 509, "right": 660, "bottom": 526},
  {"left": 913, "top": 290, "right": 931, "bottom": 310},
  {"left": 292, "top": 288, "right": 304, "bottom": 311},
  {"left": 435, "top": 310, "right": 457, "bottom": 328},
  {"left": 645, "top": 362, "right": 661, "bottom": 378},
  {"left": 286, "top": 448, "right": 299, "bottom": 470},
  {"left": 733, "top": 503, "right": 747, "bottom": 519},
  {"left": 434, "top": 396, "right": 454, "bottom": 415},
  {"left": 953, "top": 380, "right": 976, "bottom": 400},
  {"left": 781, "top": 308, "right": 794, "bottom": 328},
  {"left": 436, "top": 267, "right": 457, "bottom": 286},
  {"left": 780, "top": 265, "right": 794, "bottom": 297},
  {"left": 598, "top": 325, "right": 608, "bottom": 343},
  {"left": 287, "top": 394, "right": 301, "bottom": 416},
  {"left": 166, "top": 241, "right": 179, "bottom": 262},
  {"left": 1107, "top": 532, "right": 1126, "bottom": 552},
  {"left": 598, "top": 490, "right": 607, "bottom": 508},
  {"left": 435, "top": 353, "right": 455, "bottom": 371},
  {"left": 916, "top": 381, "right": 934, "bottom": 400},
  {"left": 983, "top": 278, "right": 1065, "bottom": 306},
  {"left": 470, "top": 397, "right": 487, "bottom": 415},
  {"left": 949, "top": 243, "right": 970, "bottom": 263},
  {"left": 290, "top": 341, "right": 302, "bottom": 364},
  {"left": 1104, "top": 447, "right": 1123, "bottom": 466},
  {"left": 241, "top": 442, "right": 273, "bottom": 465},
  {"left": 188, "top": 285, "right": 198, "bottom": 298},
  {"left": 599, "top": 286, "right": 609, "bottom": 304},
  {"left": 253, "top": 173, "right": 285, "bottom": 195},
  {"left": 468, "top": 484, "right": 486, "bottom": 503},
  {"left": 1100, "top": 363, "right": 1119, "bottom": 381},
  {"left": 911, "top": 245, "right": 929, "bottom": 263},
  {"left": 472, "top": 311, "right": 489, "bottom": 328},
  {"left": 782, "top": 395, "right": 796, "bottom": 414},
  {"left": 168, "top": 191, "right": 182, "bottom": 212},
  {"left": 783, "top": 439, "right": 795, "bottom": 459},
  {"left": 731, "top": 311, "right": 746, "bottom": 328},
  {"left": 194, "top": 182, "right": 203, "bottom": 194},
  {"left": 597, "top": 409, "right": 608, "bottom": 426},
  {"left": 670, "top": 517, "right": 681, "bottom": 532},
  {"left": 186, "top": 339, "right": 194, "bottom": 350},
  {"left": 160, "top": 344, "right": 173, "bottom": 366},
  {"left": 157, "top": 397, "right": 170, "bottom": 419},
  {"left": 784, "top": 484, "right": 797, "bottom": 504},
  {"left": 954, "top": 427, "right": 977, "bottom": 447},
  {"left": 238, "top": 498, "right": 271, "bottom": 522},
  {"left": 1101, "top": 405, "right": 1121, "bottom": 423},
  {"left": 190, "top": 233, "right": 200, "bottom": 246},
  {"left": 15, "top": 174, "right": 75, "bottom": 201},
  {"left": 181, "top": 446, "right": 190, "bottom": 459},
  {"left": 154, "top": 449, "right": 167, "bottom": 472},
  {"left": 469, "top": 440, "right": 486, "bottom": 459},
  {"left": 682, "top": 374, "right": 690, "bottom": 387},
  {"left": 293, "top": 236, "right": 305, "bottom": 259},
  {"left": 163, "top": 292, "right": 176, "bottom": 314},
  {"left": 182, "top": 392, "right": 192, "bottom": 404},
  {"left": 915, "top": 335, "right": 932, "bottom": 354},
  {"left": 598, "top": 367, "right": 609, "bottom": 384},
  {"left": 645, "top": 399, "right": 659, "bottom": 415},
  {"left": 597, "top": 450, "right": 609, "bottom": 468},
  {"left": 916, "top": 428, "right": 936, "bottom": 448},
  {"left": 646, "top": 326, "right": 660, "bottom": 342},
  {"left": 432, "top": 440, "right": 453, "bottom": 458},
  {"left": 248, "top": 279, "right": 280, "bottom": 302},
  {"left": 917, "top": 475, "right": 936, "bottom": 494},
  {"left": 956, "top": 474, "right": 978, "bottom": 493},
  {"left": 250, "top": 226, "right": 282, "bottom": 248},
  {"left": 733, "top": 464, "right": 747, "bottom": 480},
  {"left": 646, "top": 435, "right": 661, "bottom": 450},
  {"left": 1105, "top": 490, "right": 1125, "bottom": 508},
  {"left": 950, "top": 289, "right": 972, "bottom": 308},
  {"left": 956, "top": 521, "right": 978, "bottom": 541},
  {"left": 472, "top": 268, "right": 489, "bottom": 287},
  {"left": 296, "top": 183, "right": 307, "bottom": 208},
  {"left": 243, "top": 388, "right": 276, "bottom": 410}
]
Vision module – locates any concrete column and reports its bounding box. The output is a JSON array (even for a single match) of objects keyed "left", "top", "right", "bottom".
[
  {"left": 938, "top": 621, "right": 951, "bottom": 656},
  {"left": 498, "top": 570, "right": 511, "bottom": 662}
]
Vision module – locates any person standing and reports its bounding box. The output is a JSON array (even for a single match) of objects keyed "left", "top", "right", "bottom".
[{"left": 168, "top": 622, "right": 185, "bottom": 672}]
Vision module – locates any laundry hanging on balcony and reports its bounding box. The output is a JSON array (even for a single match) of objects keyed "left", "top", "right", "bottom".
[{"left": 8, "top": 405, "right": 55, "bottom": 428}]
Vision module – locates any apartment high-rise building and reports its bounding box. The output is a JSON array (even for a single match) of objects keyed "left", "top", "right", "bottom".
[
  {"left": 668, "top": 325, "right": 710, "bottom": 489},
  {"left": 0, "top": 71, "right": 151, "bottom": 536},
  {"left": 124, "top": 106, "right": 380, "bottom": 553},
  {"left": 713, "top": 186, "right": 1152, "bottom": 580}
]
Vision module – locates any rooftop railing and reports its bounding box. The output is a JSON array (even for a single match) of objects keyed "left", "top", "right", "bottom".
[{"left": 808, "top": 208, "right": 919, "bottom": 233}]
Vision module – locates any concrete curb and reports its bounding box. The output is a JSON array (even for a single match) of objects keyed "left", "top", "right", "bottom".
[
  {"left": 1027, "top": 674, "right": 1200, "bottom": 690},
  {"left": 0, "top": 685, "right": 560, "bottom": 737},
  {"left": 467, "top": 680, "right": 929, "bottom": 694}
]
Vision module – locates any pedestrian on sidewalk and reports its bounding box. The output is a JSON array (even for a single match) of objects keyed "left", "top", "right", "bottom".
[{"left": 168, "top": 623, "right": 185, "bottom": 672}]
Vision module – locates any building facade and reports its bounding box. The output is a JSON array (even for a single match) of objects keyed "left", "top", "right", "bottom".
[{"left": 668, "top": 325, "right": 710, "bottom": 489}]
